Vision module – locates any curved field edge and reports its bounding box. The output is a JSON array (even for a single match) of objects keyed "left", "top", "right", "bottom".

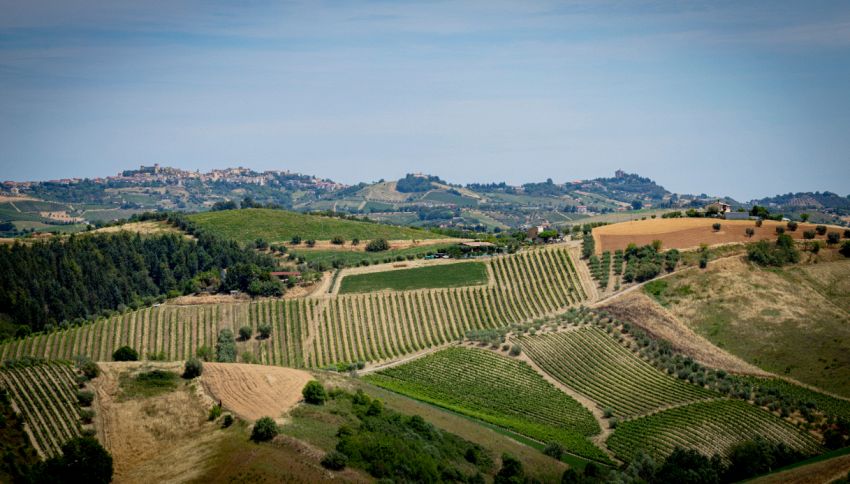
[
  {"left": 338, "top": 261, "right": 488, "bottom": 294},
  {"left": 606, "top": 399, "right": 823, "bottom": 463},
  {"left": 187, "top": 208, "right": 444, "bottom": 243},
  {"left": 364, "top": 347, "right": 610, "bottom": 463}
]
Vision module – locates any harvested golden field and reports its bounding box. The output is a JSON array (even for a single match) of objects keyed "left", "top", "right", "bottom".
[
  {"left": 593, "top": 217, "right": 840, "bottom": 253},
  {"left": 201, "top": 363, "right": 312, "bottom": 421}
]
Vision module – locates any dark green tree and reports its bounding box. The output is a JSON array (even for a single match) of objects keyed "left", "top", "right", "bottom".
[{"left": 302, "top": 380, "right": 327, "bottom": 405}]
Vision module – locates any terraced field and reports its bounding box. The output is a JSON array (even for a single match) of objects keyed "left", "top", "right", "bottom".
[
  {"left": 0, "top": 362, "right": 83, "bottom": 458},
  {"left": 521, "top": 326, "right": 716, "bottom": 418},
  {"left": 606, "top": 399, "right": 822, "bottom": 463},
  {"left": 1, "top": 246, "right": 588, "bottom": 369},
  {"left": 365, "top": 347, "right": 608, "bottom": 462}
]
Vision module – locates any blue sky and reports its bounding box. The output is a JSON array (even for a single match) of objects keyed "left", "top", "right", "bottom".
[{"left": 1, "top": 1, "right": 849, "bottom": 200}]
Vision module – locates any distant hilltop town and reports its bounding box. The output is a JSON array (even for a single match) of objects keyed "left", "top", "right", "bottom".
[{"left": 2, "top": 164, "right": 347, "bottom": 192}]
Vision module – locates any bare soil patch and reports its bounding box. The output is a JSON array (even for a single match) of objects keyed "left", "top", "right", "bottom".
[
  {"left": 92, "top": 221, "right": 183, "bottom": 236},
  {"left": 201, "top": 363, "right": 312, "bottom": 421},
  {"left": 593, "top": 218, "right": 841, "bottom": 254}
]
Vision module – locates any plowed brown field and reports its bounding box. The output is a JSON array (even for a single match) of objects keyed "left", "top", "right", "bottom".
[
  {"left": 201, "top": 363, "right": 312, "bottom": 421},
  {"left": 593, "top": 218, "right": 839, "bottom": 253}
]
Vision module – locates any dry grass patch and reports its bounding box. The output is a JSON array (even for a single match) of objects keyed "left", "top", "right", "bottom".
[{"left": 201, "top": 363, "right": 312, "bottom": 421}]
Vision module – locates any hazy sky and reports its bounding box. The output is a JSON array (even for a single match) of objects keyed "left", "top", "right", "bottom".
[{"left": 1, "top": 1, "right": 849, "bottom": 200}]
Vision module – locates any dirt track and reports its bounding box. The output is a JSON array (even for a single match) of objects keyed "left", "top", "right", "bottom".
[
  {"left": 201, "top": 363, "right": 312, "bottom": 421},
  {"left": 593, "top": 218, "right": 841, "bottom": 254}
]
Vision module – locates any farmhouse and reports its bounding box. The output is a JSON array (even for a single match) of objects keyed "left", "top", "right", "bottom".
[{"left": 705, "top": 201, "right": 731, "bottom": 214}]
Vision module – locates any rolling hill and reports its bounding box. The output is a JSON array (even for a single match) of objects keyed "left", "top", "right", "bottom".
[{"left": 187, "top": 208, "right": 444, "bottom": 244}]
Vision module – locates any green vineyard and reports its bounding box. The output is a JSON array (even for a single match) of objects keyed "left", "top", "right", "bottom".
[
  {"left": 0, "top": 247, "right": 589, "bottom": 369},
  {"left": 0, "top": 362, "right": 83, "bottom": 458},
  {"left": 365, "top": 346, "right": 609, "bottom": 462},
  {"left": 521, "top": 326, "right": 715, "bottom": 418},
  {"left": 606, "top": 399, "right": 823, "bottom": 462},
  {"left": 0, "top": 300, "right": 317, "bottom": 367}
]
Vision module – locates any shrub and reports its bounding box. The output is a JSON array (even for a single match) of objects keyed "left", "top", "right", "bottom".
[
  {"left": 775, "top": 226, "right": 785, "bottom": 235},
  {"left": 241, "top": 351, "right": 255, "bottom": 364},
  {"left": 80, "top": 409, "right": 95, "bottom": 424},
  {"left": 40, "top": 436, "right": 113, "bottom": 484},
  {"left": 816, "top": 225, "right": 827, "bottom": 235},
  {"left": 755, "top": 219, "right": 763, "bottom": 227},
  {"left": 827, "top": 232, "right": 840, "bottom": 246},
  {"left": 290, "top": 235, "right": 302, "bottom": 245},
  {"left": 238, "top": 325, "right": 253, "bottom": 341},
  {"left": 321, "top": 450, "right": 348, "bottom": 470},
  {"left": 844, "top": 229, "right": 850, "bottom": 239},
  {"left": 840, "top": 240, "right": 850, "bottom": 258},
  {"left": 351, "top": 238, "right": 360, "bottom": 245},
  {"left": 306, "top": 239, "right": 316, "bottom": 247},
  {"left": 331, "top": 236, "right": 345, "bottom": 245},
  {"left": 112, "top": 346, "right": 138, "bottom": 361},
  {"left": 208, "top": 404, "right": 222, "bottom": 421},
  {"left": 786, "top": 221, "right": 798, "bottom": 231},
  {"left": 747, "top": 234, "right": 799, "bottom": 267},
  {"left": 196, "top": 345, "right": 213, "bottom": 361},
  {"left": 302, "top": 380, "right": 327, "bottom": 405},
  {"left": 365, "top": 238, "right": 390, "bottom": 252},
  {"left": 78, "top": 358, "right": 100, "bottom": 380},
  {"left": 251, "top": 416, "right": 278, "bottom": 442},
  {"left": 77, "top": 390, "right": 95, "bottom": 406},
  {"left": 543, "top": 442, "right": 564, "bottom": 460},
  {"left": 366, "top": 399, "right": 383, "bottom": 416},
  {"left": 803, "top": 230, "right": 816, "bottom": 240},
  {"left": 712, "top": 223, "right": 721, "bottom": 231},
  {"left": 699, "top": 255, "right": 708, "bottom": 269},
  {"left": 603, "top": 408, "right": 614, "bottom": 418},
  {"left": 216, "top": 329, "right": 236, "bottom": 362},
  {"left": 745, "top": 227, "right": 755, "bottom": 238},
  {"left": 183, "top": 357, "right": 203, "bottom": 379},
  {"left": 509, "top": 344, "right": 522, "bottom": 356},
  {"left": 222, "top": 414, "right": 234, "bottom": 428},
  {"left": 257, "top": 323, "right": 272, "bottom": 339}
]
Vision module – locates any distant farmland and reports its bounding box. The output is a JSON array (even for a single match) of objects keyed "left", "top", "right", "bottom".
[
  {"left": 339, "top": 262, "right": 488, "bottom": 294},
  {"left": 188, "top": 208, "right": 443, "bottom": 244}
]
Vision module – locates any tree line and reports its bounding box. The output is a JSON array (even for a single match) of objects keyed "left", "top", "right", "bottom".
[{"left": 0, "top": 216, "right": 276, "bottom": 336}]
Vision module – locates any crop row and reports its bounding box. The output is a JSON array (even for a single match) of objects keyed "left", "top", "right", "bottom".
[
  {"left": 0, "top": 300, "right": 314, "bottom": 367},
  {"left": 520, "top": 327, "right": 716, "bottom": 418},
  {"left": 1, "top": 247, "right": 589, "bottom": 368},
  {"left": 606, "top": 399, "right": 823, "bottom": 463},
  {"left": 0, "top": 362, "right": 82, "bottom": 458},
  {"left": 365, "top": 346, "right": 609, "bottom": 462}
]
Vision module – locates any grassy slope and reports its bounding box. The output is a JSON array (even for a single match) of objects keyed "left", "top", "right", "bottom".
[
  {"left": 339, "top": 262, "right": 487, "bottom": 293},
  {"left": 188, "top": 208, "right": 443, "bottom": 244},
  {"left": 646, "top": 255, "right": 850, "bottom": 397}
]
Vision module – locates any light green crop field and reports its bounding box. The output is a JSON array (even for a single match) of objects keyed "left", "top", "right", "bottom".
[
  {"left": 339, "top": 262, "right": 488, "bottom": 294},
  {"left": 188, "top": 208, "right": 443, "bottom": 244},
  {"left": 365, "top": 346, "right": 609, "bottom": 463}
]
